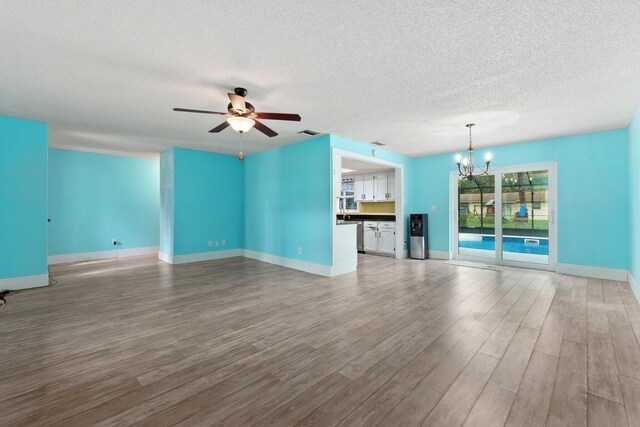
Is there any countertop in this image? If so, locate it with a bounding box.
[336,213,396,221]
[342,212,394,216]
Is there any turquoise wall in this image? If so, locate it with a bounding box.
[330,135,414,250]
[411,153,452,255]
[412,129,629,270]
[48,149,159,255]
[630,106,640,282]
[244,135,332,265]
[172,148,244,255]
[3,112,634,281]
[0,116,48,279]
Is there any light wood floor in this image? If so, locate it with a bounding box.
[2,255,640,426]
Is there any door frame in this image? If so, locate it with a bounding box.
[332,148,405,260]
[450,161,557,271]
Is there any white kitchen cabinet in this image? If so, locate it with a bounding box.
[346,170,395,202]
[363,221,378,252]
[386,171,395,201]
[378,227,396,256]
[376,171,395,201]
[376,173,387,201]
[363,221,395,256]
[363,174,376,201]
[354,175,365,201]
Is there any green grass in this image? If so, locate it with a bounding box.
[463,216,549,230]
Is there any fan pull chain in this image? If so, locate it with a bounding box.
[238,131,245,162]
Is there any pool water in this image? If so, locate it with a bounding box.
[459,235,549,255]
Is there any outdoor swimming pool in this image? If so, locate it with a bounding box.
[459,235,549,255]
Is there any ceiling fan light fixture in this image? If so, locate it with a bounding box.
[173,87,300,137]
[227,116,255,133]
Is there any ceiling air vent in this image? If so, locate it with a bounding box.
[298,129,321,136]
[371,141,386,146]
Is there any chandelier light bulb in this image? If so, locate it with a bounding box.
[455,154,462,164]
[462,158,469,167]
[485,152,492,162]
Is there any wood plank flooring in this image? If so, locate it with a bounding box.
[1,254,640,426]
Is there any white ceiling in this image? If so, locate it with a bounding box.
[342,158,393,174]
[2,1,640,159]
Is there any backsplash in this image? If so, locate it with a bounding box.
[359,201,395,214]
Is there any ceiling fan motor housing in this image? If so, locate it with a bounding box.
[234,87,248,97]
[227,101,254,113]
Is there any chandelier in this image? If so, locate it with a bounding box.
[455,123,492,181]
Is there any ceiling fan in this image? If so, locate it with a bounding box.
[173,87,301,137]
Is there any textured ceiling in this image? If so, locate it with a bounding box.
[2,1,640,159]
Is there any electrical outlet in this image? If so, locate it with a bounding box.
[215,241,219,246]
[112,239,117,246]
[297,247,303,255]
[221,240,226,246]
[208,240,213,247]
[431,205,437,212]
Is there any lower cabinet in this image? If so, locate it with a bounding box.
[363,221,396,256]
[378,228,396,256]
[363,221,379,253]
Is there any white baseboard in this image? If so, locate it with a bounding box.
[556,263,628,281]
[0,273,48,291]
[48,246,159,265]
[429,250,451,260]
[159,248,350,277]
[159,249,243,265]
[629,271,640,304]
[158,251,173,264]
[243,249,336,277]
[329,259,358,277]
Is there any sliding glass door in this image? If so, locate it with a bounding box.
[453,163,556,270]
[500,170,550,265]
[456,174,496,260]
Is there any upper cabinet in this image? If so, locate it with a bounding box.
[386,171,395,201]
[363,174,376,201]
[354,175,365,201]
[350,170,395,202]
[376,173,387,200]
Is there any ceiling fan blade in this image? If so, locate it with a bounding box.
[253,119,278,137]
[255,112,301,121]
[228,93,246,112]
[209,121,230,133]
[173,108,227,115]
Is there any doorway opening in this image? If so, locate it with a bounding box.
[331,149,405,273]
